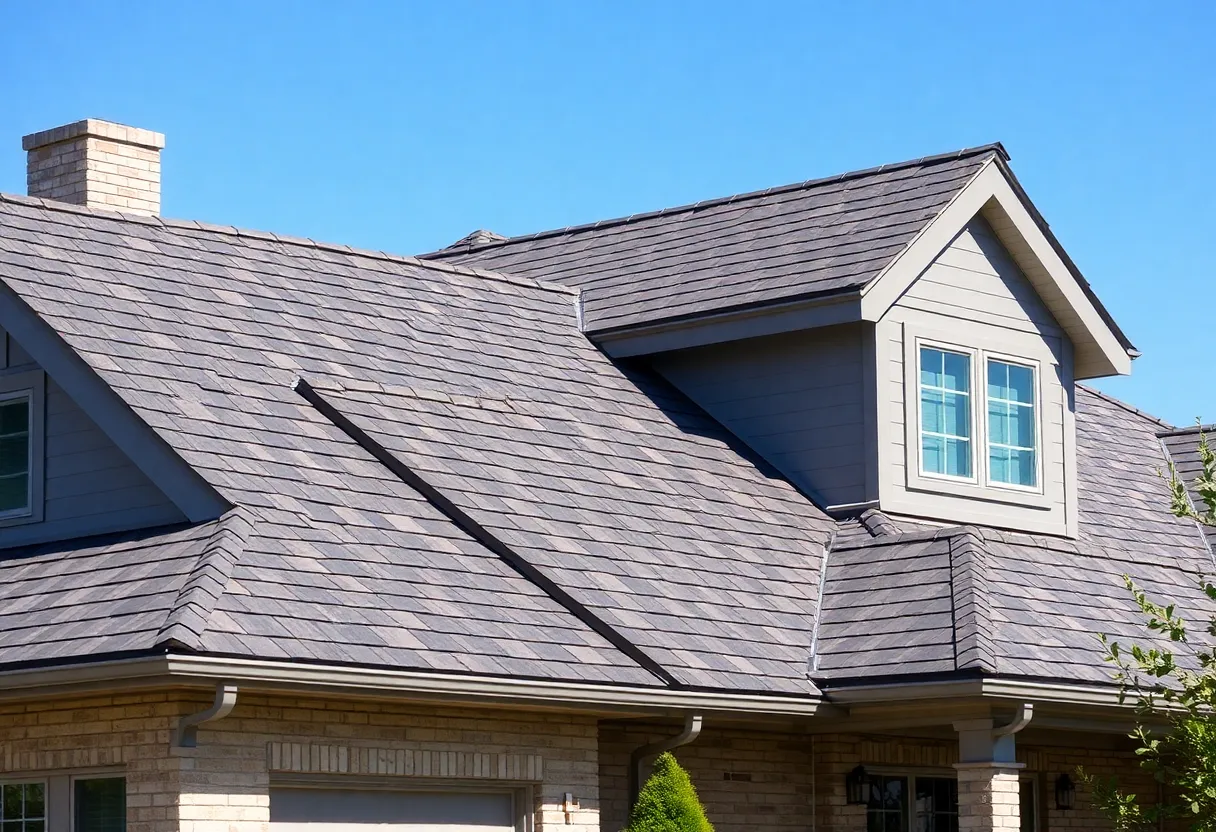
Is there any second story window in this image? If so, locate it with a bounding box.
[986,359,1037,488]
[919,347,972,479]
[0,392,31,517]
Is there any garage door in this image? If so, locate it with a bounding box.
[270,787,518,832]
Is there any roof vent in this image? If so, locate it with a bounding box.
[445,229,507,251]
[22,119,164,216]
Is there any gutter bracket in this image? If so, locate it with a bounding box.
[174,682,238,748]
[628,713,703,807]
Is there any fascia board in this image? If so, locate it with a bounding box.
[823,677,1125,709]
[0,282,230,522]
[859,163,1131,379]
[0,654,824,718]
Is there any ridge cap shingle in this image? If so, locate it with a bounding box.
[155,506,255,651]
[423,143,1008,258]
[948,531,998,674]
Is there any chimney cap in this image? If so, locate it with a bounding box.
[22,118,165,152]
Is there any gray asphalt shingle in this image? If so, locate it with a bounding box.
[431,147,1000,333]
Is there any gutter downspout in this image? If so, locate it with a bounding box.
[628,713,704,807]
[173,682,238,748]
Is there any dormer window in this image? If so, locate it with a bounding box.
[903,331,1051,515]
[986,359,1038,488]
[918,347,974,479]
[0,392,31,516]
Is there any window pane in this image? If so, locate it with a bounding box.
[0,400,28,436]
[943,393,970,438]
[990,447,1010,483]
[988,400,1008,445]
[945,439,971,478]
[0,474,29,513]
[920,348,943,388]
[922,435,945,475]
[921,389,944,434]
[1011,449,1037,487]
[24,823,43,832]
[2,784,21,817]
[987,360,1007,400]
[20,785,41,819]
[942,352,970,393]
[1010,404,1035,448]
[0,435,28,477]
[74,778,125,832]
[1007,364,1034,404]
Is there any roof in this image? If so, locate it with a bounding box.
[817,387,1216,685]
[0,192,834,694]
[429,146,1003,333]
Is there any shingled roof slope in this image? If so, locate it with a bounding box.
[0,193,834,693]
[816,387,1216,685]
[428,146,1002,333]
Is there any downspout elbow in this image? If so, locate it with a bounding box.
[174,682,238,748]
[628,713,704,807]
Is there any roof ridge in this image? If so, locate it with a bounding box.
[0,191,578,298]
[1078,383,1173,430]
[155,506,255,651]
[421,143,1008,259]
[1159,423,1216,438]
[948,531,998,674]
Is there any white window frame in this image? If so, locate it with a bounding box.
[983,353,1043,494]
[902,328,1052,509]
[0,368,44,527]
[914,340,979,485]
[0,769,125,832]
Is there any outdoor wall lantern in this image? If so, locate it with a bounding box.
[845,765,870,805]
[1055,773,1076,810]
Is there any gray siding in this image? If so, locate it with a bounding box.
[1,339,185,548]
[876,216,1076,536]
[652,323,870,508]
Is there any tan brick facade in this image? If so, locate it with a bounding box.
[0,692,1160,832]
[23,119,164,215]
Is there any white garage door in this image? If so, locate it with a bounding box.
[270,787,518,832]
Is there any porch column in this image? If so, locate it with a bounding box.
[955,763,1022,832]
[953,713,1027,832]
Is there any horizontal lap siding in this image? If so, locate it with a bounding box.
[652,324,869,508]
[881,215,1074,534]
[2,342,184,548]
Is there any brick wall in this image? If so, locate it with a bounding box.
[0,689,601,832]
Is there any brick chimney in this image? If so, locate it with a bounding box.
[22,119,165,215]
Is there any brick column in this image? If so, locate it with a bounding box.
[955,762,1022,832]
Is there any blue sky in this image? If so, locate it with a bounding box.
[1,1,1212,423]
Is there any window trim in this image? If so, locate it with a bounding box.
[902,328,1052,510]
[0,368,44,528]
[915,341,979,485]
[983,353,1044,494]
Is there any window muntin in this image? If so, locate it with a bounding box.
[866,774,909,832]
[919,347,973,479]
[0,393,30,517]
[1,781,45,832]
[986,360,1037,488]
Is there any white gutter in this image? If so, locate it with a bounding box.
[0,654,823,717]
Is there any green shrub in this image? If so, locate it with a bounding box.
[624,752,714,832]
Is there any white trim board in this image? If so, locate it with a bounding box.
[859,161,1132,380]
[0,282,229,522]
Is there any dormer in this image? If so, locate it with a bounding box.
[434,145,1135,538]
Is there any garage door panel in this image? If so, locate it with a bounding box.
[271,787,516,831]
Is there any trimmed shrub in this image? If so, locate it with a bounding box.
[624,751,714,832]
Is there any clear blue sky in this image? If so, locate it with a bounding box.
[1,2,1212,423]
